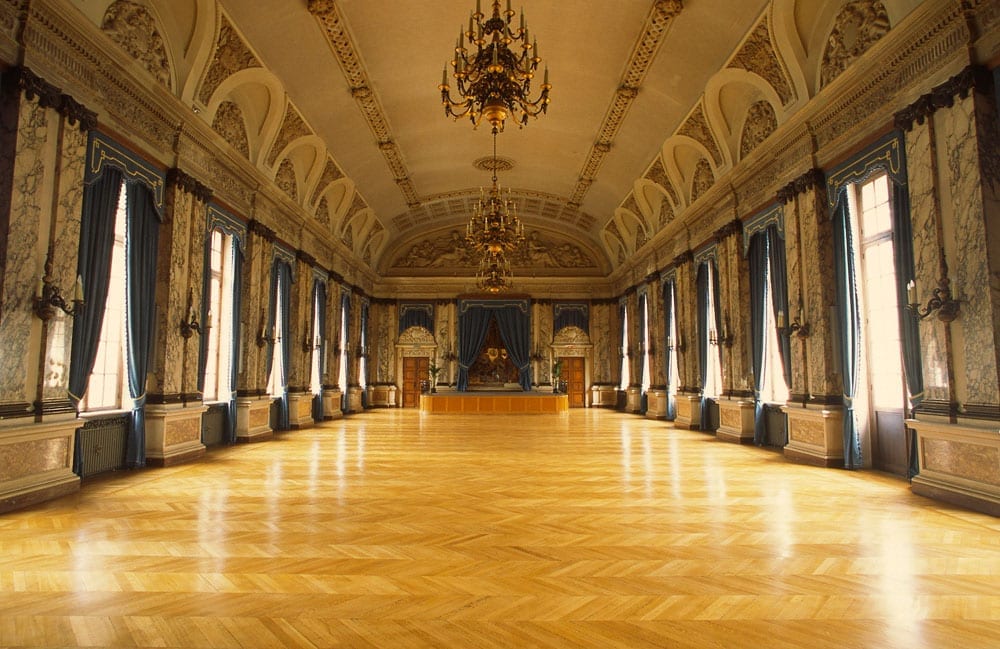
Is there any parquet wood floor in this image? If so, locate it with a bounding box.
[1,410,998,648]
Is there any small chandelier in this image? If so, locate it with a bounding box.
[439,0,551,132]
[466,132,526,257]
[476,250,513,294]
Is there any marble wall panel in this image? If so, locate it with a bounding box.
[286,258,310,390]
[677,262,698,391]
[905,122,951,402]
[40,121,87,402]
[324,282,341,386]
[152,186,194,396]
[0,99,47,404]
[626,292,640,386]
[533,302,553,385]
[373,302,393,383]
[591,302,612,383]
[165,417,200,447]
[0,436,70,481]
[922,437,1000,487]
[798,188,841,398]
[783,199,807,397]
[942,96,999,406]
[647,278,667,387]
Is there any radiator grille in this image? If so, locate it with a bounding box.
[77,415,129,478]
[202,403,228,447]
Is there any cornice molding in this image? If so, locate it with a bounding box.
[893,64,992,132]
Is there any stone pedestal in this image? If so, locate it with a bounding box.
[626,386,643,413]
[645,389,668,419]
[145,403,207,467]
[716,398,755,444]
[236,396,273,443]
[908,419,1000,517]
[367,384,397,407]
[674,393,702,429]
[322,388,343,419]
[590,385,617,408]
[0,418,82,513]
[783,405,844,467]
[346,386,364,413]
[286,392,315,429]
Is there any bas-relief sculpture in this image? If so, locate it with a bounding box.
[101,0,171,90]
[820,0,891,89]
[392,230,597,270]
[212,101,250,160]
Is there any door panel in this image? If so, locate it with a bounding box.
[402,357,429,408]
[561,357,586,408]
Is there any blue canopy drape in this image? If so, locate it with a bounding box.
[661,277,677,420]
[68,167,123,475]
[457,308,493,391]
[553,303,589,333]
[748,231,769,445]
[493,306,532,391]
[398,302,434,334]
[312,279,327,422]
[226,245,243,443]
[832,192,863,469]
[124,183,162,469]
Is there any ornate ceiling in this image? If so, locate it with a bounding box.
[80,0,920,285]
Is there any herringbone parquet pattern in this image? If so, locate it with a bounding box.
[1,409,998,648]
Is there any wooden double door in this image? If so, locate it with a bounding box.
[559,357,586,408]
[402,357,429,408]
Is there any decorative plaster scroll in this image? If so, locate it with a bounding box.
[315,196,331,227]
[645,158,680,207]
[211,101,250,159]
[820,0,891,90]
[739,100,777,161]
[776,168,825,205]
[310,159,344,206]
[308,1,419,208]
[341,193,367,234]
[568,0,684,207]
[198,16,261,105]
[101,0,171,91]
[659,197,675,227]
[728,17,794,106]
[553,325,591,346]
[397,325,435,346]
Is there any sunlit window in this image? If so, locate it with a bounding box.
[666,288,678,398]
[265,286,285,397]
[852,173,905,410]
[81,185,128,412]
[760,261,790,404]
[203,229,235,403]
[703,264,723,399]
[338,300,348,393]
[640,297,651,393]
[310,289,322,398]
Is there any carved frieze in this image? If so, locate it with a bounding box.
[274,159,297,203]
[101,0,171,90]
[266,104,311,168]
[739,100,778,161]
[820,0,891,90]
[315,196,331,227]
[198,16,261,105]
[728,18,794,105]
[679,103,723,166]
[310,159,344,206]
[691,158,714,202]
[645,157,680,206]
[212,101,250,159]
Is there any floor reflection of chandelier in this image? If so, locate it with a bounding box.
[439,0,551,133]
[476,250,513,294]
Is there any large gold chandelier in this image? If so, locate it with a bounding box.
[439,0,551,132]
[476,250,514,294]
[465,134,525,255]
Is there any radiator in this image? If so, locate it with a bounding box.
[77,414,129,478]
[202,403,228,447]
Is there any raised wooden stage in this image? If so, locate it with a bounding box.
[420,391,569,414]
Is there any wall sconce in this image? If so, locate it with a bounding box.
[666,335,685,353]
[709,318,734,347]
[302,335,321,353]
[443,350,458,362]
[179,288,203,339]
[256,313,276,347]
[777,309,810,338]
[906,262,961,322]
[33,265,84,321]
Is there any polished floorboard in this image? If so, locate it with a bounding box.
[1,409,998,648]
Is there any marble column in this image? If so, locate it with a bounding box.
[673,252,701,429]
[345,292,364,413]
[235,220,275,442]
[714,221,754,442]
[645,275,668,419]
[144,169,212,466]
[322,280,343,418]
[285,253,315,428]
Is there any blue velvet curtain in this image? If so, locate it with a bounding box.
[889,181,923,478]
[196,234,212,398]
[340,293,351,411]
[661,278,676,420]
[637,293,648,413]
[618,302,627,388]
[360,300,370,404]
[312,279,327,422]
[554,304,588,333]
[124,183,162,469]
[748,232,769,445]
[457,308,494,391]
[696,263,710,427]
[493,306,532,391]
[226,245,243,444]
[277,263,291,429]
[767,227,792,392]
[68,167,123,475]
[832,192,863,469]
[398,303,433,334]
